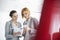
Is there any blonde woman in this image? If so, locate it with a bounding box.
[21,7,38,40]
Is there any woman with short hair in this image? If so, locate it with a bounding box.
[5,10,22,40]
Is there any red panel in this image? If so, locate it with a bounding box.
[35,0,60,40]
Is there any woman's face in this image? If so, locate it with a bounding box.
[23,11,30,19]
[11,13,18,21]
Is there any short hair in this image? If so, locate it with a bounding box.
[21,7,30,18]
[9,10,17,17]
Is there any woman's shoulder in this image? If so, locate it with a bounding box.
[30,17,38,24]
[6,20,11,24]
[31,17,38,21]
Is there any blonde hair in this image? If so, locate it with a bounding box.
[21,7,30,18]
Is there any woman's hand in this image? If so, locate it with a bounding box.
[13,32,21,37]
[23,26,31,32]
[23,27,27,33]
[27,27,31,31]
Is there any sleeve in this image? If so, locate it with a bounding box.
[33,18,38,29]
[29,18,38,36]
[5,22,13,38]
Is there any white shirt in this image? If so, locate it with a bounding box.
[12,23,23,36]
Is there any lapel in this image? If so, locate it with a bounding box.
[9,20,13,34]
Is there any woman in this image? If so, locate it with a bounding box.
[5,10,22,40]
[21,7,38,40]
